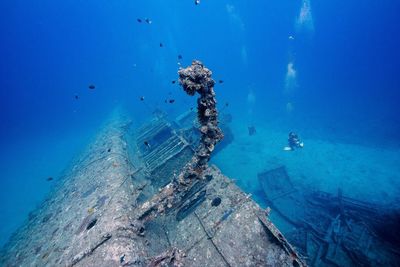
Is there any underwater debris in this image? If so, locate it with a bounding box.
[248,126,256,136]
[148,248,185,267]
[88,84,95,90]
[129,220,145,236]
[70,233,112,266]
[176,189,207,221]
[258,167,400,265]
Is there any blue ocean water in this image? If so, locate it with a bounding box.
[1,0,399,261]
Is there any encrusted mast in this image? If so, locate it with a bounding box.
[177,60,224,184]
[137,60,223,220]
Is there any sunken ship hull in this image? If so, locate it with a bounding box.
[0,112,305,267]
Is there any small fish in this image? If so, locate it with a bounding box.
[169,99,175,104]
[178,54,183,60]
[218,80,224,84]
[137,18,142,23]
[159,43,163,47]
[74,95,79,100]
[46,177,53,181]
[225,102,229,107]
[88,84,95,90]
[145,18,152,24]
[171,80,176,84]
[107,148,111,152]
[195,0,200,5]
[140,96,145,101]
[144,141,151,148]
[190,107,194,111]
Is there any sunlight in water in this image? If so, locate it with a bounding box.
[286,102,294,113]
[247,88,256,121]
[296,0,314,34]
[285,61,297,95]
[226,4,245,32]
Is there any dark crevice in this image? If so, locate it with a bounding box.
[86,218,97,230]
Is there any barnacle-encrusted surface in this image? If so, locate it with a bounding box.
[136,61,225,222]
[178,60,223,182]
[178,60,215,96]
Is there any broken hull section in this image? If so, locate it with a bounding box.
[258,166,400,266]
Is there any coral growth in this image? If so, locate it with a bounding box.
[137,60,223,222]
[177,60,224,183]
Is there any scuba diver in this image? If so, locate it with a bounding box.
[284,132,304,151]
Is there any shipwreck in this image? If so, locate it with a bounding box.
[0,61,305,267]
[258,166,400,266]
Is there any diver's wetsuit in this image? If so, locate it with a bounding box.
[288,132,303,150]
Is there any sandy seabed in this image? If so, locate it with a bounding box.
[212,121,400,206]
